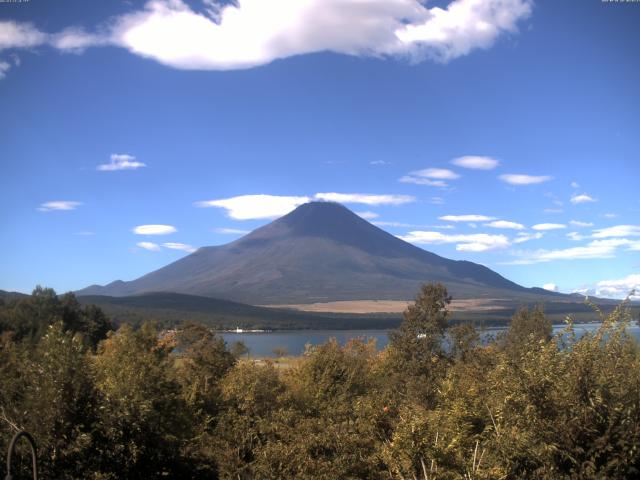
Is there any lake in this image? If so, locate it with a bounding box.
[221,323,640,357]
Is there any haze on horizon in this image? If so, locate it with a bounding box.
[1,0,639,299]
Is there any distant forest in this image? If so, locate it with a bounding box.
[1,284,639,479]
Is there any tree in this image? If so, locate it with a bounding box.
[385,283,452,403]
[92,323,193,478]
[500,304,552,357]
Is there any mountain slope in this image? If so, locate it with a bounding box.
[78,202,554,304]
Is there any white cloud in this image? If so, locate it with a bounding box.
[399,231,510,252]
[374,221,414,228]
[37,201,81,212]
[369,160,390,165]
[196,194,311,220]
[439,214,495,222]
[356,211,379,220]
[2,0,533,76]
[513,232,543,244]
[602,213,618,219]
[543,208,563,214]
[197,193,413,220]
[314,192,415,205]
[592,225,640,239]
[505,237,640,265]
[569,220,593,227]
[97,153,146,171]
[570,193,596,204]
[532,223,566,231]
[499,174,552,185]
[0,60,11,79]
[0,21,47,51]
[595,274,640,300]
[105,0,533,70]
[137,241,161,251]
[137,240,196,253]
[412,168,460,180]
[400,167,459,187]
[163,242,197,253]
[399,175,447,187]
[51,27,109,52]
[566,232,585,241]
[484,220,524,230]
[450,155,499,170]
[570,181,579,188]
[133,224,177,235]
[542,283,558,292]
[215,228,250,235]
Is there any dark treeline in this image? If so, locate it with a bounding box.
[1,284,639,479]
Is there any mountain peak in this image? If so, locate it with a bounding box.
[78,201,533,303]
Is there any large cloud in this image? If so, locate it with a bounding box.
[595,274,640,299]
[196,193,415,220]
[0,0,533,71]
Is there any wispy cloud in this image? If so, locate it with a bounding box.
[399,176,447,187]
[37,201,81,212]
[532,223,566,231]
[132,224,177,235]
[439,214,495,222]
[137,241,196,253]
[414,168,460,180]
[399,231,510,252]
[569,220,593,227]
[570,193,596,204]
[505,238,640,264]
[369,160,390,166]
[400,167,459,187]
[513,232,543,243]
[97,153,146,171]
[499,174,552,185]
[592,225,640,238]
[484,220,524,230]
[137,241,161,251]
[314,193,415,206]
[570,181,580,188]
[450,155,499,170]
[429,197,445,205]
[73,231,96,236]
[356,211,379,220]
[0,21,47,50]
[566,232,585,241]
[602,213,618,219]
[163,242,197,253]
[215,228,250,235]
[0,60,11,79]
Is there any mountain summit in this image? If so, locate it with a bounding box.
[78,202,541,304]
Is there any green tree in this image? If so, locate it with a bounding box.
[385,282,452,403]
[92,323,193,479]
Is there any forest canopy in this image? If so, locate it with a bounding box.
[1,284,639,479]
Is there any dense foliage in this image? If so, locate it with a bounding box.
[1,285,639,479]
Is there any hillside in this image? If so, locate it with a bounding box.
[76,292,402,330]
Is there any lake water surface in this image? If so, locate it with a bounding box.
[221,323,640,357]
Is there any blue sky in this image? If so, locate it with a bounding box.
[1,0,639,299]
